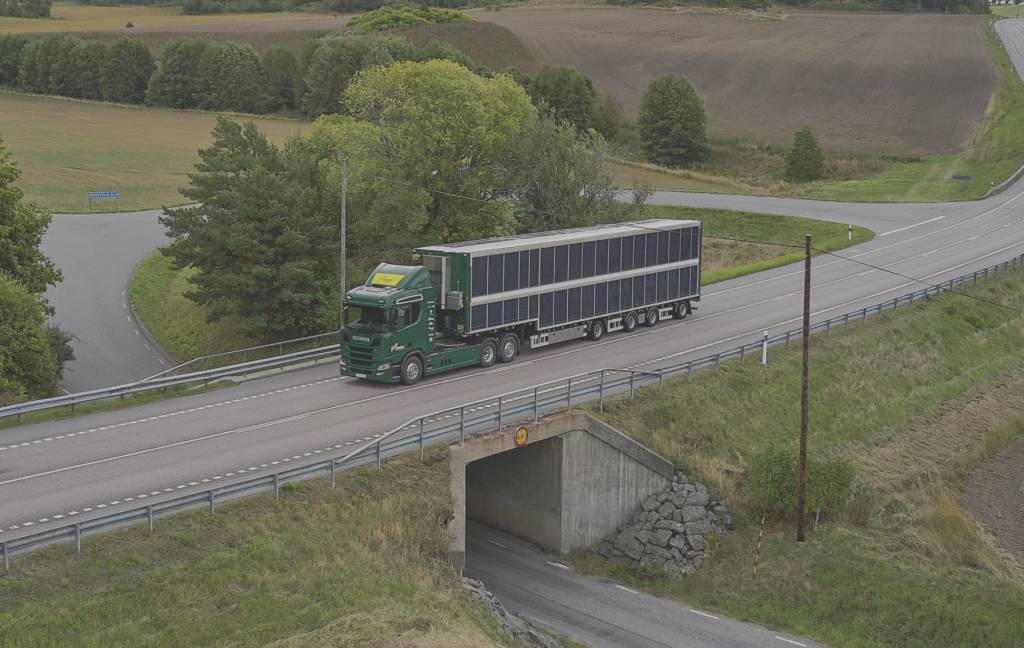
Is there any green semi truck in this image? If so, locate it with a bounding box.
[340,219,702,384]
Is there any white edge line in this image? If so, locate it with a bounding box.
[689,609,720,620]
[775,637,807,647]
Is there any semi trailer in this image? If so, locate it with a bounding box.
[340,218,702,384]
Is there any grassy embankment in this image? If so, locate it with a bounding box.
[129,206,871,361]
[567,266,1024,647]
[0,453,525,648]
[0,91,306,213]
[612,17,1024,202]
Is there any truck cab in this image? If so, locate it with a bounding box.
[340,263,437,383]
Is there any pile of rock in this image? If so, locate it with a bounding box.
[594,472,732,577]
[462,578,562,648]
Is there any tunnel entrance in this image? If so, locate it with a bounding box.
[449,412,674,570]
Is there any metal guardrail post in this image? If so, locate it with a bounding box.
[209,490,216,514]
[567,378,573,411]
[498,396,504,430]
[419,418,425,463]
[826,319,831,335]
[74,524,81,553]
[533,388,539,422]
[330,459,336,488]
[715,354,721,371]
[274,474,280,500]
[687,363,693,381]
[148,505,154,532]
[740,344,745,360]
[459,406,465,443]
[785,331,791,349]
[376,441,381,469]
[844,313,850,329]
[598,370,605,411]
[658,369,664,389]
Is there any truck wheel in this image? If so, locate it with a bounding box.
[645,307,659,327]
[622,312,638,332]
[400,355,423,386]
[498,333,518,363]
[674,301,689,320]
[480,340,497,368]
[588,319,605,340]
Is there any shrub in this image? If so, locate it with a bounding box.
[784,125,825,182]
[100,37,155,104]
[748,445,855,517]
[637,74,709,168]
[0,35,28,87]
[346,5,470,34]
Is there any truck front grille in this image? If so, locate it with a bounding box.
[347,345,374,370]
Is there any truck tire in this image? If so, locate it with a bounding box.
[588,319,605,340]
[622,311,638,332]
[644,307,659,327]
[673,301,689,320]
[400,354,423,386]
[498,333,518,363]
[480,340,497,368]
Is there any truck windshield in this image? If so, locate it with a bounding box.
[343,304,389,333]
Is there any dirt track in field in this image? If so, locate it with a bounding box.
[965,435,1024,567]
[476,7,996,155]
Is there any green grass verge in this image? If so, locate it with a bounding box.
[569,264,1024,647]
[0,91,306,213]
[0,453,521,648]
[615,17,1024,203]
[129,252,257,363]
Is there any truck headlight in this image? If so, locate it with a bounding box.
[377,363,391,371]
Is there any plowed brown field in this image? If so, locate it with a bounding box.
[476,8,996,155]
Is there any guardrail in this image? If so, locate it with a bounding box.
[984,160,1024,197]
[0,341,340,422]
[2,253,1023,570]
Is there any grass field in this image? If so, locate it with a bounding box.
[0,452,523,648]
[992,4,1024,17]
[129,206,870,361]
[0,91,307,213]
[0,2,345,34]
[568,265,1024,647]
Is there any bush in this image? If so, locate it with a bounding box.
[784,125,825,182]
[100,37,155,104]
[637,74,709,168]
[526,65,596,132]
[346,5,470,34]
[146,37,211,108]
[0,277,59,404]
[748,445,855,517]
[0,35,28,87]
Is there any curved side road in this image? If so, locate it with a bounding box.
[41,210,169,394]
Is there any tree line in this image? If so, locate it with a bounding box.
[0,138,73,405]
[159,60,648,340]
[0,0,49,18]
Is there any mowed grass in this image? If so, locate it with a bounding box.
[0,453,519,648]
[0,91,307,212]
[129,206,870,361]
[570,265,1024,647]
[0,2,339,34]
[613,18,1024,203]
[129,252,258,363]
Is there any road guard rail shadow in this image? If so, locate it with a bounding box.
[3,253,1023,570]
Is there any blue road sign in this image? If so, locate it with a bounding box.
[87,191,119,198]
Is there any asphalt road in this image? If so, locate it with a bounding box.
[41,210,169,394]
[466,521,825,648]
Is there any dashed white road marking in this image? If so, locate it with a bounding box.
[615,585,639,595]
[486,539,508,550]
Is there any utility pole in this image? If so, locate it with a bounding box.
[797,233,811,542]
[339,154,348,330]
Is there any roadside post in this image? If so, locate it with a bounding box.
[86,191,119,212]
[848,224,852,241]
[761,329,768,365]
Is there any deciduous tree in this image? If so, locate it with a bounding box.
[100,37,155,104]
[261,46,299,112]
[146,37,210,108]
[784,125,826,183]
[0,34,28,86]
[526,65,596,132]
[638,74,709,168]
[196,41,267,113]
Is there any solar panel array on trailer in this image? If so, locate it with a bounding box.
[415,219,702,334]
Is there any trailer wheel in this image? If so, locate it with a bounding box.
[400,354,423,386]
[480,340,497,368]
[644,307,659,327]
[622,311,638,332]
[588,319,605,340]
[673,301,689,320]
[498,333,518,363]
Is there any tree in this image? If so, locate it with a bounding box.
[74,41,107,100]
[160,118,338,338]
[637,74,709,168]
[146,37,210,108]
[0,136,61,296]
[261,46,299,113]
[196,41,267,113]
[100,37,155,104]
[784,125,825,183]
[0,35,28,87]
[0,276,59,404]
[344,59,536,241]
[301,39,384,117]
[527,65,596,132]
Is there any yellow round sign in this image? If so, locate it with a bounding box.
[514,426,529,447]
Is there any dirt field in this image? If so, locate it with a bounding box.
[475,7,996,155]
[965,433,1024,568]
